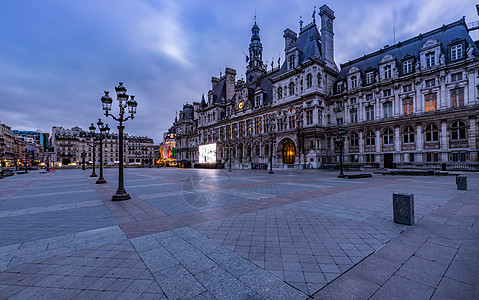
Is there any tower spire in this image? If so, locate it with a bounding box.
[246,17,265,83]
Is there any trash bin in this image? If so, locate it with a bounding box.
[456,175,467,190]
[393,193,414,225]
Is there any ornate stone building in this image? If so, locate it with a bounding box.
[174,5,479,170]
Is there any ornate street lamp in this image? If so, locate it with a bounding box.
[89,123,98,177]
[95,119,109,184]
[101,82,138,201]
[332,126,347,178]
[81,151,87,170]
[268,114,276,174]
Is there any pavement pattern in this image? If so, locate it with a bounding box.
[0,168,477,299]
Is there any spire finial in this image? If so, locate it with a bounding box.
[299,16,303,30]
[254,10,257,24]
[312,6,316,24]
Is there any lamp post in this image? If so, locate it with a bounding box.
[23,148,28,173]
[94,119,109,184]
[332,126,347,178]
[296,109,304,169]
[81,151,87,170]
[268,114,276,174]
[101,82,138,201]
[89,123,98,177]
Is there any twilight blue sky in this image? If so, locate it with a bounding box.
[0,0,476,143]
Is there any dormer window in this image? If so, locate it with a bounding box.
[289,55,295,69]
[403,59,413,74]
[351,76,358,88]
[384,65,392,79]
[451,44,462,61]
[336,81,344,93]
[366,71,374,85]
[426,52,435,67]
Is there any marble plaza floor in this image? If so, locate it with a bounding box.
[0,167,477,299]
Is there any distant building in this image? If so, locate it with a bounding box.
[159,127,176,166]
[171,5,479,171]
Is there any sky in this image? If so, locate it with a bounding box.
[0,0,477,144]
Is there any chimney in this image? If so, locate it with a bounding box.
[225,68,237,102]
[319,5,335,66]
[211,77,220,91]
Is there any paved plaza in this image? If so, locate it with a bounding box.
[0,168,477,299]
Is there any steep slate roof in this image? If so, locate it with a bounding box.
[337,19,478,78]
[212,77,226,104]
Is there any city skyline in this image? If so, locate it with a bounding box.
[0,0,476,143]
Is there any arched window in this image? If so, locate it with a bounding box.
[282,141,296,164]
[365,131,375,146]
[350,132,359,147]
[383,128,394,145]
[403,126,415,143]
[306,74,313,88]
[425,124,439,142]
[277,87,282,100]
[451,121,466,140]
[289,82,295,96]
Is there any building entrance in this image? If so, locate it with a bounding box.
[282,142,296,164]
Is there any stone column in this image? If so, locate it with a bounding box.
[395,126,401,162]
[375,128,381,164]
[440,73,447,109]
[416,123,423,162]
[359,130,364,163]
[469,116,477,161]
[440,120,449,162]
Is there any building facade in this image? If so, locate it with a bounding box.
[174,5,479,170]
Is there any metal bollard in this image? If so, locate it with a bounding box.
[456,175,467,190]
[393,193,414,225]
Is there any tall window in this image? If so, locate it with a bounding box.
[351,76,358,88]
[365,131,375,146]
[384,65,392,79]
[350,108,358,123]
[403,126,415,143]
[366,71,374,84]
[277,87,283,99]
[383,128,394,145]
[306,74,312,88]
[350,132,359,147]
[263,115,269,132]
[289,55,295,69]
[451,44,462,60]
[403,60,412,74]
[366,106,374,121]
[425,124,439,142]
[383,102,392,118]
[426,52,435,67]
[306,110,313,125]
[288,115,296,129]
[289,82,295,96]
[254,117,261,135]
[403,98,413,115]
[425,93,437,112]
[450,88,464,107]
[451,121,466,140]
[277,118,284,131]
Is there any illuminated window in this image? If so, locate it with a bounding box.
[425,93,437,112]
[288,115,296,129]
[403,98,413,115]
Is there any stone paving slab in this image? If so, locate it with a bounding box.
[0,168,477,299]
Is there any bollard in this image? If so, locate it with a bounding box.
[393,193,414,225]
[456,175,467,190]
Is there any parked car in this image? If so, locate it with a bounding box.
[0,169,15,177]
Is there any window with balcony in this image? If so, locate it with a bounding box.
[425,93,437,112]
[403,98,413,115]
[425,124,439,142]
